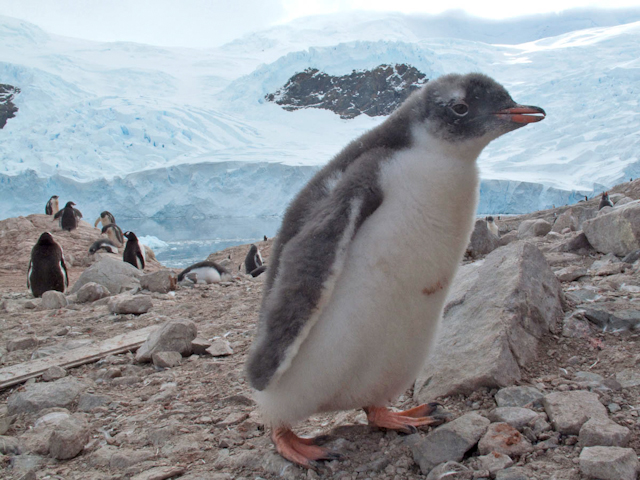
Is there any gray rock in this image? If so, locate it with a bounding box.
[48,415,90,460]
[130,466,186,480]
[578,417,631,447]
[583,202,640,256]
[0,435,22,455]
[6,336,39,352]
[583,306,640,331]
[554,265,588,282]
[425,461,473,480]
[622,249,640,264]
[499,230,518,246]
[543,391,608,435]
[466,219,501,259]
[108,293,153,315]
[487,407,538,430]
[41,365,66,382]
[416,242,563,401]
[616,369,640,388]
[0,414,16,435]
[9,454,44,476]
[574,371,606,389]
[565,288,599,304]
[7,377,89,415]
[474,452,514,475]
[518,219,552,238]
[556,231,594,253]
[109,449,155,470]
[70,256,142,294]
[614,196,635,206]
[495,467,529,480]
[191,337,212,355]
[41,290,68,309]
[551,210,578,233]
[579,446,639,480]
[140,270,177,294]
[406,412,490,474]
[477,422,533,456]
[75,282,111,303]
[135,319,197,363]
[562,313,592,338]
[206,339,234,357]
[152,351,182,368]
[77,393,112,412]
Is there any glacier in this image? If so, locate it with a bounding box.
[0,9,639,265]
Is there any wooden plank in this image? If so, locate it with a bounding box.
[0,325,158,390]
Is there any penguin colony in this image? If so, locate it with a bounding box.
[245,73,545,467]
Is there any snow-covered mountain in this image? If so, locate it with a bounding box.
[0,9,639,223]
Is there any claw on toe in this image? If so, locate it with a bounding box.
[364,404,445,434]
[272,427,340,469]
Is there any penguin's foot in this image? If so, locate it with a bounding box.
[364,403,443,434]
[272,427,341,469]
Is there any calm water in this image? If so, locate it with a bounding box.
[115,216,282,269]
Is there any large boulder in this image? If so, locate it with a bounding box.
[582,201,640,256]
[70,257,142,294]
[7,377,89,415]
[517,219,552,239]
[415,242,564,402]
[466,219,501,259]
[551,209,578,233]
[135,319,197,363]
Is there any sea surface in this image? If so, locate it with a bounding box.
[115,216,282,269]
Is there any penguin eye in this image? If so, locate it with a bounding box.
[451,103,469,116]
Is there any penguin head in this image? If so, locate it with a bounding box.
[36,232,56,246]
[50,195,59,200]
[411,73,545,147]
[64,201,76,208]
[486,216,494,222]
[248,244,258,255]
[123,231,138,241]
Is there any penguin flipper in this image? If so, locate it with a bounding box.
[27,260,32,289]
[136,250,145,270]
[60,256,68,289]
[246,163,383,391]
[53,210,63,220]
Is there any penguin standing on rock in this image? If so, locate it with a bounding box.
[244,244,265,276]
[94,211,116,228]
[599,191,614,210]
[123,231,145,270]
[486,216,499,237]
[53,201,81,231]
[27,232,68,297]
[45,195,59,216]
[102,224,124,247]
[245,73,546,467]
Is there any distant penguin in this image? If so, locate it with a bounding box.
[244,244,264,275]
[123,231,145,269]
[94,211,116,228]
[45,195,59,216]
[264,235,268,241]
[89,238,119,254]
[53,201,79,231]
[177,261,232,284]
[486,216,499,237]
[102,224,124,247]
[599,191,614,210]
[27,232,68,298]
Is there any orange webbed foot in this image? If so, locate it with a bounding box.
[364,403,444,434]
[272,427,341,469]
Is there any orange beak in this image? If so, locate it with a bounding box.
[494,105,546,124]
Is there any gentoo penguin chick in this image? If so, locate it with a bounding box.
[245,73,546,467]
[123,231,145,269]
[244,244,264,274]
[45,195,59,216]
[89,238,119,254]
[94,211,116,228]
[28,232,68,298]
[486,216,499,237]
[101,224,124,247]
[598,191,614,210]
[53,201,79,232]
[177,261,232,284]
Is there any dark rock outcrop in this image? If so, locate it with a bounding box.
[0,84,20,129]
[265,64,427,119]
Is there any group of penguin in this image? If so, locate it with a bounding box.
[28,196,146,298]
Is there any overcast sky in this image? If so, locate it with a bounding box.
[1,0,639,48]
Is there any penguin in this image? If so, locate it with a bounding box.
[53,201,80,232]
[250,265,267,277]
[244,244,264,274]
[88,238,119,254]
[45,195,59,216]
[264,235,268,241]
[244,73,545,467]
[27,232,68,298]
[598,191,614,210]
[486,216,499,237]
[177,261,232,284]
[94,211,116,228]
[123,231,145,270]
[101,224,124,247]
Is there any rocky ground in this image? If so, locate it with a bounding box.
[1,182,640,480]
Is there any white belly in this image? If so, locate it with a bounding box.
[190,267,221,284]
[255,144,479,427]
